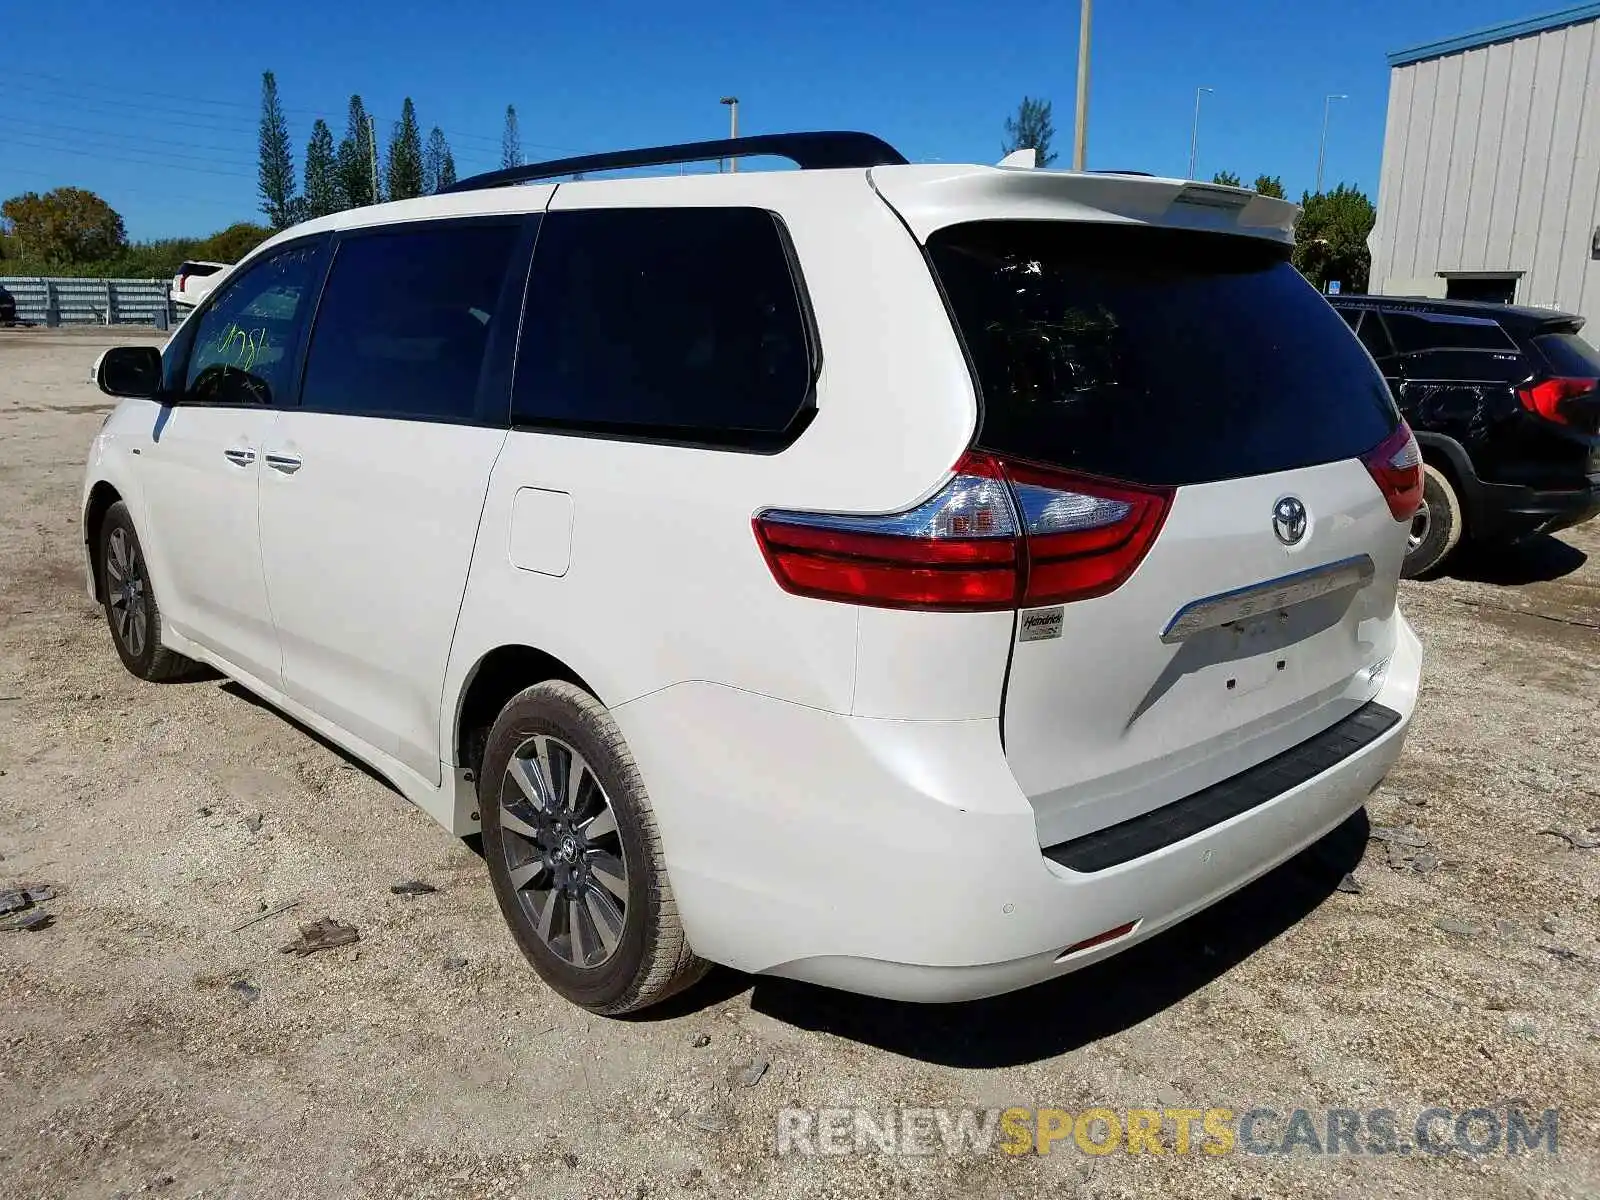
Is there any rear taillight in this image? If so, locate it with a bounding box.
[1518,376,1597,426]
[1004,460,1171,604]
[177,270,189,293]
[1361,423,1423,522]
[753,453,1171,612]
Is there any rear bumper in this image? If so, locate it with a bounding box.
[614,613,1422,1003]
[1470,477,1600,542]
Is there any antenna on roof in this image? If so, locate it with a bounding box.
[998,148,1037,169]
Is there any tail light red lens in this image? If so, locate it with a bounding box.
[753,453,1172,612]
[1361,423,1423,522]
[1518,376,1598,427]
[1004,461,1172,604]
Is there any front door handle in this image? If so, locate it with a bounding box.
[264,453,302,475]
[223,447,256,467]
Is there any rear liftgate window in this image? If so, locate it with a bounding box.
[1534,331,1600,377]
[927,222,1399,487]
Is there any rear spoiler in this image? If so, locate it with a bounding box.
[868,164,1298,246]
[1533,312,1585,335]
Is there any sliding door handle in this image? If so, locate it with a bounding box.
[264,453,302,475]
[223,447,256,467]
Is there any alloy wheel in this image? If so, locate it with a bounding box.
[1407,497,1432,552]
[105,527,149,658]
[498,734,628,969]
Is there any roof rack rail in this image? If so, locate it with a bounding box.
[441,131,908,194]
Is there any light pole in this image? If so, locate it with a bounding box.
[721,96,739,173]
[1316,93,1348,195]
[1188,86,1213,180]
[367,114,380,203]
[1072,0,1092,170]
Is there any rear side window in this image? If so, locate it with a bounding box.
[512,207,813,450]
[299,222,521,423]
[1534,331,1600,377]
[1384,311,1518,354]
[928,222,1397,487]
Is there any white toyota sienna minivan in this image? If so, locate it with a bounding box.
[82,132,1423,1014]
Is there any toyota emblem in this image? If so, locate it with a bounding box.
[1272,496,1308,546]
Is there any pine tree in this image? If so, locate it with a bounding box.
[1253,174,1286,199]
[501,105,522,169]
[1212,170,1242,187]
[336,95,376,208]
[1001,97,1057,167]
[423,126,454,195]
[257,71,299,228]
[386,98,425,201]
[303,119,340,218]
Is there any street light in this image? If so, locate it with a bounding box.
[1188,86,1213,180]
[1316,93,1348,195]
[721,96,739,173]
[1072,0,1092,170]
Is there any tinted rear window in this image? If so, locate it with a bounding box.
[928,222,1397,487]
[512,207,814,450]
[1534,332,1600,377]
[1384,310,1518,354]
[180,263,224,278]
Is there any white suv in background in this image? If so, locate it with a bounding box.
[169,259,230,311]
[83,132,1424,1014]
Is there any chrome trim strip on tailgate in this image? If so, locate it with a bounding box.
[1160,554,1376,644]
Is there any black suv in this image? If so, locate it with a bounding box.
[1330,295,1600,577]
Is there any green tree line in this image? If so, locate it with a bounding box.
[0,185,272,278]
[257,72,471,228]
[1,74,515,277]
[1207,170,1374,289]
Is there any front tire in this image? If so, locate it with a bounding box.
[1401,464,1463,579]
[98,502,200,682]
[480,681,707,1014]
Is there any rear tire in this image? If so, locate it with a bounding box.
[98,502,201,682]
[1401,464,1463,580]
[480,681,708,1014]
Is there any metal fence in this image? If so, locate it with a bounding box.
[0,277,174,328]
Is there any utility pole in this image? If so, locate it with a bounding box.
[1316,93,1348,195]
[367,114,381,204]
[1188,86,1213,180]
[721,96,739,173]
[1072,0,1092,170]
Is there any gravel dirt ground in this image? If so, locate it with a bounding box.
[2,328,1597,1200]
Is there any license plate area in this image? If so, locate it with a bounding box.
[1224,616,1292,696]
[1161,555,1375,644]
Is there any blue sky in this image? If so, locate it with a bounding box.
[0,0,1555,240]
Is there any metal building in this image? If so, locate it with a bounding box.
[1369,3,1600,321]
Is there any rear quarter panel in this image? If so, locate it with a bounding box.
[438,171,983,759]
